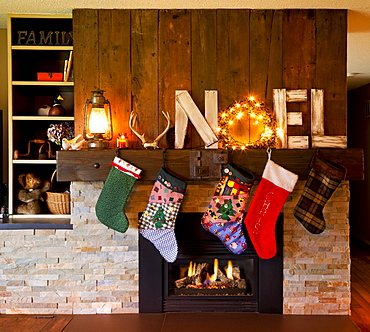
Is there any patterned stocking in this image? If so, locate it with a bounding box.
[201,164,254,254]
[139,168,186,263]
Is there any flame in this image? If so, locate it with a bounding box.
[226,260,233,279]
[188,262,192,277]
[209,258,219,282]
[188,261,196,277]
[89,107,109,134]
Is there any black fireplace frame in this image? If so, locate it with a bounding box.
[139,213,283,314]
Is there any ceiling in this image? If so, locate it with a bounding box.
[0,0,369,91]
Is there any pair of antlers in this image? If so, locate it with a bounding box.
[129,110,171,149]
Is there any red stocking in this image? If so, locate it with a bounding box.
[244,150,298,259]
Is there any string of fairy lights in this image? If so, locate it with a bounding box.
[217,96,277,150]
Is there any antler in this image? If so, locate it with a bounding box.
[129,110,171,149]
[152,111,171,147]
[129,111,147,146]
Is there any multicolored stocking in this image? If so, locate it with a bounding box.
[95,157,142,233]
[139,168,186,263]
[244,151,298,259]
[294,153,346,234]
[201,164,254,254]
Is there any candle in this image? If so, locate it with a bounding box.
[117,133,129,148]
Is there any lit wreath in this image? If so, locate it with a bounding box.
[217,97,277,150]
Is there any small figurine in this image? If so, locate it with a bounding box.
[62,134,85,150]
[37,105,51,116]
[15,173,50,215]
[48,93,66,116]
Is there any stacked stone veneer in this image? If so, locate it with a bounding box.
[0,180,350,315]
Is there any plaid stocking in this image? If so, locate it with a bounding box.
[201,164,254,254]
[294,153,346,234]
[139,168,186,263]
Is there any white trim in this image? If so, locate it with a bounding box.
[112,157,142,178]
[263,160,298,192]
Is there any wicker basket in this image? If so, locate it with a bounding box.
[45,170,70,215]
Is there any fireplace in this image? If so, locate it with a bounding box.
[139,212,283,313]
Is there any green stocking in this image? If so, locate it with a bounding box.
[95,157,141,233]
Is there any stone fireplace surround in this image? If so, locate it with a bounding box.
[0,179,350,315]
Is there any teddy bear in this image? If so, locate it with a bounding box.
[15,173,50,215]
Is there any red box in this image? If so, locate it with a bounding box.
[37,72,63,82]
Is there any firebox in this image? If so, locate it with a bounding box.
[139,213,283,313]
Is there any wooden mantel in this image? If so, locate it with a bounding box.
[57,148,364,182]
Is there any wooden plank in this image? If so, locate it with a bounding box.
[0,316,17,330]
[216,10,250,110]
[311,88,324,135]
[286,89,307,102]
[287,112,303,126]
[131,10,159,148]
[288,136,309,149]
[99,10,131,148]
[316,10,347,136]
[72,9,99,137]
[312,135,347,149]
[232,148,363,181]
[175,91,189,149]
[205,90,219,149]
[265,10,283,109]
[0,316,51,332]
[175,90,218,149]
[282,10,316,137]
[273,88,287,148]
[175,90,218,147]
[40,316,73,332]
[191,10,217,148]
[250,10,270,99]
[57,148,364,181]
[57,149,190,181]
[159,10,191,147]
[250,10,282,104]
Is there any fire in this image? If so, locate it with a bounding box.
[176,259,247,291]
[209,258,218,282]
[186,259,236,288]
[226,260,233,279]
[188,261,196,277]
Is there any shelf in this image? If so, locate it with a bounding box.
[0,216,72,230]
[12,45,73,51]
[13,116,74,121]
[13,159,57,164]
[56,148,365,182]
[12,81,74,86]
[10,214,71,219]
[7,14,74,219]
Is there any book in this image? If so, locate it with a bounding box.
[63,51,73,82]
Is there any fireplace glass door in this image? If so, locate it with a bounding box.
[163,213,258,312]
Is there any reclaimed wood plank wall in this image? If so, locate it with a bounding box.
[72,9,347,149]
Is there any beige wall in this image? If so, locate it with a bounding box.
[0,29,7,184]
